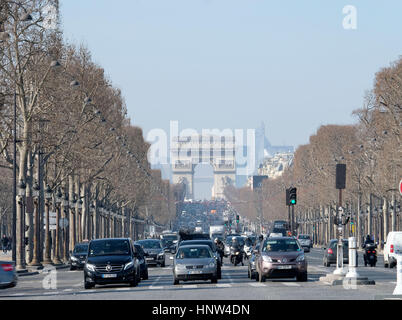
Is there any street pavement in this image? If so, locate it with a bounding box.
[0,248,399,300]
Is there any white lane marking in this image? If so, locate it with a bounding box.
[79,290,96,293]
[216,283,232,288]
[182,285,197,289]
[281,282,300,287]
[150,276,161,286]
[63,289,73,292]
[249,283,266,287]
[149,286,164,290]
[115,288,131,291]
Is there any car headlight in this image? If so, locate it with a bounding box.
[262,255,273,262]
[124,261,134,270]
[85,263,96,272]
[158,252,164,256]
[296,255,305,262]
[175,264,186,270]
[71,256,79,261]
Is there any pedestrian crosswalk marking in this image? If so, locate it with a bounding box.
[216,283,232,288]
[249,283,266,287]
[149,286,164,290]
[281,282,300,287]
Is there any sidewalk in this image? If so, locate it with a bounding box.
[0,251,70,276]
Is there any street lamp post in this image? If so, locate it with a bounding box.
[62,193,69,262]
[43,185,53,264]
[53,189,62,265]
[30,181,42,267]
[15,180,26,271]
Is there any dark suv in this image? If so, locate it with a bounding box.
[84,238,140,289]
[69,242,89,270]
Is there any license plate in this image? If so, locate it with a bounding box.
[102,274,117,278]
[277,265,292,270]
[188,270,202,274]
[146,258,154,261]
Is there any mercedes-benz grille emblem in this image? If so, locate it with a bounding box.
[282,258,287,263]
[106,264,112,272]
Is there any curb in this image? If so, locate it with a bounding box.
[16,264,70,277]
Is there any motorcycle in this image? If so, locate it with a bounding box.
[363,244,377,267]
[230,246,244,266]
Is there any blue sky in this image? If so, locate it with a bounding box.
[60,0,402,149]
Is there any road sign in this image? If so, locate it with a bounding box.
[399,179,402,196]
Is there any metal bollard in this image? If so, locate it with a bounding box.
[393,254,402,295]
[346,237,359,279]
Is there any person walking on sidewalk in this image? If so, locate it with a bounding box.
[1,235,10,254]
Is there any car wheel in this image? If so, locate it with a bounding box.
[173,278,179,285]
[70,265,76,271]
[142,269,149,280]
[84,281,94,289]
[160,261,166,268]
[384,262,389,268]
[211,277,218,284]
[129,275,138,287]
[297,272,308,282]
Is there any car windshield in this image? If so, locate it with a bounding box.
[161,235,178,241]
[138,240,162,249]
[262,239,302,252]
[177,247,213,259]
[272,228,287,235]
[89,240,130,257]
[74,244,88,254]
[298,235,310,240]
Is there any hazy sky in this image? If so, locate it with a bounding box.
[60,0,402,148]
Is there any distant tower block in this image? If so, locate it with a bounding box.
[171,134,236,200]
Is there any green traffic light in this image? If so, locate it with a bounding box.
[291,199,296,204]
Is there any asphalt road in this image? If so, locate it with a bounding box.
[0,248,399,300]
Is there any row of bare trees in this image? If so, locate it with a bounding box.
[0,1,180,269]
[226,56,402,248]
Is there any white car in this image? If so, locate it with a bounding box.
[269,233,283,238]
[297,234,312,252]
[384,232,402,268]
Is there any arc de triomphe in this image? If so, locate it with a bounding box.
[171,134,236,200]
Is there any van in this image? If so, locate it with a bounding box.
[384,232,402,268]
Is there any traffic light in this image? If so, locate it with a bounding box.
[236,215,239,223]
[289,187,297,205]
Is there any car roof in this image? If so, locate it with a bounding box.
[178,244,212,249]
[264,237,296,240]
[90,238,131,242]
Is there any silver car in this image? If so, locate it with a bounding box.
[0,261,18,288]
[297,234,312,252]
[172,245,218,285]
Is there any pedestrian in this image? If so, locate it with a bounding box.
[1,235,9,254]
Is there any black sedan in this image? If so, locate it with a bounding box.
[133,242,149,280]
[69,242,89,270]
[137,239,166,267]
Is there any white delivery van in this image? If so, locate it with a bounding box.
[384,231,402,268]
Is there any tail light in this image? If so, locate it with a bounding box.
[367,251,371,254]
[1,264,13,272]
[390,244,394,253]
[372,250,376,254]
[328,248,333,255]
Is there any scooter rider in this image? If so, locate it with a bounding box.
[230,237,244,266]
[362,235,374,248]
[214,238,224,261]
[362,235,377,266]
